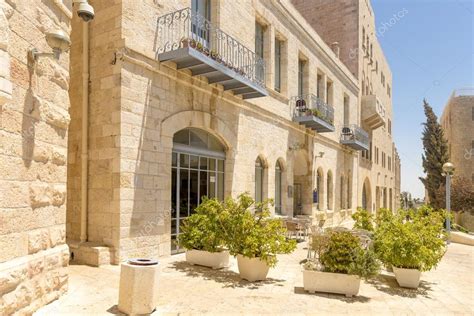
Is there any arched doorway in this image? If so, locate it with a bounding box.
[171,128,226,253]
[275,159,284,214]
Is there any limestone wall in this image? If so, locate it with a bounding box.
[0,0,71,313]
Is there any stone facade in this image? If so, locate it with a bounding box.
[1,0,402,313]
[0,0,72,314]
[64,0,400,264]
[440,90,474,185]
[292,0,401,213]
[440,90,474,229]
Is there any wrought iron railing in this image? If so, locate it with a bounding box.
[290,94,335,126]
[156,8,265,88]
[340,124,369,146]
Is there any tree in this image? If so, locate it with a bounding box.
[436,177,474,214]
[419,99,449,209]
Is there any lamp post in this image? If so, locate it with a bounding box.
[442,162,454,244]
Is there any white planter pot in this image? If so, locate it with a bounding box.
[185,249,230,269]
[236,255,270,281]
[303,270,360,297]
[393,267,422,288]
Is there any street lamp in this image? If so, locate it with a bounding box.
[442,162,455,244]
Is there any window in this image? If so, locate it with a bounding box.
[347,172,352,208]
[326,80,333,105]
[191,0,211,43]
[275,161,283,214]
[388,119,392,135]
[387,84,391,97]
[369,141,373,161]
[375,61,378,74]
[370,44,373,60]
[298,59,305,96]
[381,72,385,87]
[255,157,264,203]
[327,171,333,210]
[317,73,323,99]
[255,22,264,59]
[343,95,350,125]
[472,107,474,121]
[362,28,366,50]
[388,156,392,171]
[274,38,282,92]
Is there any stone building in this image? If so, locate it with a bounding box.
[440,89,474,229]
[0,0,401,313]
[440,89,474,184]
[292,0,401,212]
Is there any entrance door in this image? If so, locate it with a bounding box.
[171,128,225,254]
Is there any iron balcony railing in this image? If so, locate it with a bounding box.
[156,7,265,88]
[290,94,335,126]
[340,124,369,146]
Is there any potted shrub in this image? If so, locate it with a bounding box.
[303,230,380,297]
[374,207,447,288]
[178,197,230,269]
[222,193,297,281]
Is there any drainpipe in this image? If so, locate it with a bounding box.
[80,21,89,243]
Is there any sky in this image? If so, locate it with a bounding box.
[371,0,474,199]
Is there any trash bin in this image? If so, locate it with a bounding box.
[118,258,159,315]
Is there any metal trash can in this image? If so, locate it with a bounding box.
[118,258,159,315]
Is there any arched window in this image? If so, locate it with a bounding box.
[327,171,333,210]
[255,157,264,203]
[275,160,283,214]
[340,175,345,209]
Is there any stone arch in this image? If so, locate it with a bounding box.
[161,110,235,152]
[316,167,324,211]
[274,158,286,214]
[255,155,268,202]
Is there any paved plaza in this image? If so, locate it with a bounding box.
[37,242,473,315]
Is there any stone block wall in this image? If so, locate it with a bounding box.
[67,0,123,261]
[0,0,71,313]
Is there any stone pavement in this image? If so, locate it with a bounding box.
[36,242,474,315]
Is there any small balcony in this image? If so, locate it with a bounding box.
[290,94,335,133]
[155,8,267,99]
[361,95,385,129]
[340,124,369,151]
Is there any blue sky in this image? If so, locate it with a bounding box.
[371,0,474,198]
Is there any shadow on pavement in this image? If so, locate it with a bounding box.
[368,273,434,298]
[168,261,286,289]
[293,287,371,303]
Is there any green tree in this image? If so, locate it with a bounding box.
[419,99,449,209]
[436,177,474,215]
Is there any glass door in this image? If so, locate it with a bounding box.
[171,151,224,253]
[191,0,211,48]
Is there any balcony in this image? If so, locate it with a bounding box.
[290,94,335,133]
[361,95,385,129]
[340,124,369,151]
[155,8,267,99]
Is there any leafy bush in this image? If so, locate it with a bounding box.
[177,197,228,252]
[374,207,447,271]
[352,208,374,231]
[375,208,393,226]
[320,231,380,278]
[221,193,297,267]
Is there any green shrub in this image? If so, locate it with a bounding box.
[374,207,447,271]
[315,231,380,279]
[352,208,374,231]
[222,193,297,267]
[177,197,228,252]
[375,208,393,226]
